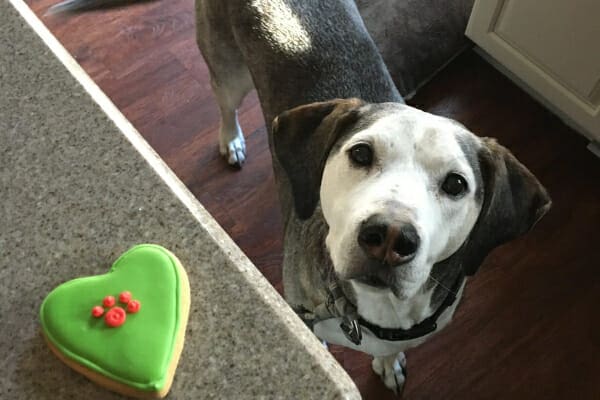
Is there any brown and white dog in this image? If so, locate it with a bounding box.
[50,0,551,394]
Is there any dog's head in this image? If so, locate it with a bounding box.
[272,99,551,299]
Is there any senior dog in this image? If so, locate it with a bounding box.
[50,0,551,393]
[195,0,550,393]
[195,0,551,393]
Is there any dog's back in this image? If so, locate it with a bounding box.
[196,0,402,125]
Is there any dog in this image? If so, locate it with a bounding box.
[194,0,550,393]
[49,0,551,394]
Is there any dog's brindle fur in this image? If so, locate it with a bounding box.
[194,0,551,394]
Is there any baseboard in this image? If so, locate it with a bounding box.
[474,46,599,157]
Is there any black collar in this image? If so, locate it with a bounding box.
[340,271,465,344]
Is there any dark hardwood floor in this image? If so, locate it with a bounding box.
[26,1,600,398]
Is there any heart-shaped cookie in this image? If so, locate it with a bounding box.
[40,244,190,399]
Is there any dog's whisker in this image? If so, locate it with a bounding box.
[428,274,458,297]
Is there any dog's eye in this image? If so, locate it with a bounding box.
[441,173,468,197]
[349,143,373,166]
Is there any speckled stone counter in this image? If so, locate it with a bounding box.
[0,1,360,398]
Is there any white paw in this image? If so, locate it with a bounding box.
[219,132,246,167]
[372,357,384,376]
[372,352,407,395]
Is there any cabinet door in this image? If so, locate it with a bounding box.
[466,0,600,143]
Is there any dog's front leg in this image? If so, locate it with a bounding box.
[372,352,407,395]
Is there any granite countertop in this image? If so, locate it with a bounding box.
[0,1,359,398]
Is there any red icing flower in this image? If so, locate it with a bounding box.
[91,306,104,318]
[103,295,116,308]
[127,300,141,313]
[105,306,126,327]
[119,291,132,304]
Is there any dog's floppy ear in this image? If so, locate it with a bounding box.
[272,98,365,219]
[461,138,552,275]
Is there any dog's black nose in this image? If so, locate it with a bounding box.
[358,216,420,266]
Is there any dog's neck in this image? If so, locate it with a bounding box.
[427,253,467,311]
[280,204,335,310]
[345,260,465,330]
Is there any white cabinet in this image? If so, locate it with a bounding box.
[466,0,600,145]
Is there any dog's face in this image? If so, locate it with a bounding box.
[272,99,550,298]
[319,105,483,298]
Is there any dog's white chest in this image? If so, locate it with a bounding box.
[351,281,433,329]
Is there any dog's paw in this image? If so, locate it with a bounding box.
[219,131,246,167]
[372,352,407,396]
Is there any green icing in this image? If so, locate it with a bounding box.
[40,244,183,391]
